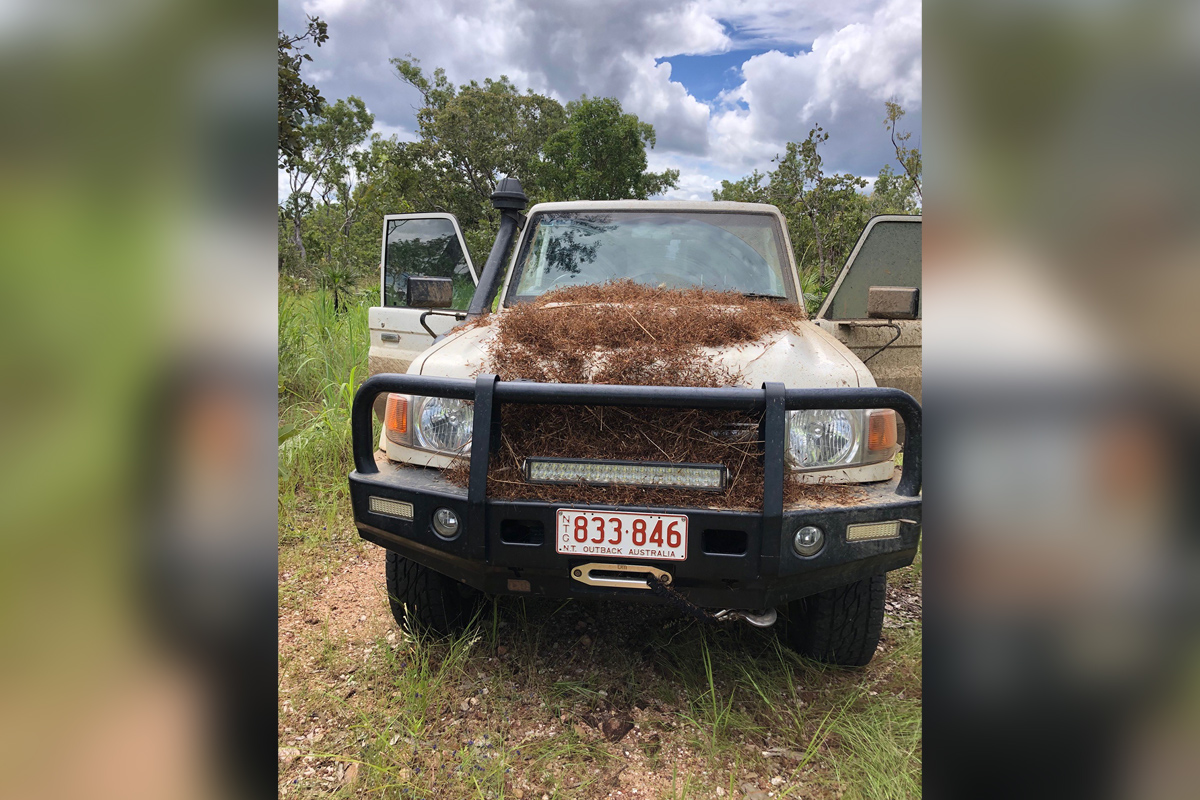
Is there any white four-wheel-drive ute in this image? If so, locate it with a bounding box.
[348,177,921,667]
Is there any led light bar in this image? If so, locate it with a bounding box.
[524,458,727,491]
[369,496,414,520]
[845,520,901,542]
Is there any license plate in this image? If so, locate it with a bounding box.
[555,509,688,561]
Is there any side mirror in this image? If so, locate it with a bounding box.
[866,286,919,320]
[405,275,454,308]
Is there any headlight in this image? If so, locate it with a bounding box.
[413,395,474,454]
[786,408,898,471]
[787,409,861,469]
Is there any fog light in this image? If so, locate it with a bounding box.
[792,525,824,557]
[846,520,901,542]
[432,507,461,540]
[369,496,413,520]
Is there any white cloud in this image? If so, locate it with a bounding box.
[710,0,921,176]
[370,121,416,143]
[288,0,729,154]
[696,0,881,48]
[280,0,921,193]
[658,169,722,202]
[645,152,734,201]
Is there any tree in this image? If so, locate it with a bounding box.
[712,170,769,204]
[281,97,374,272]
[338,136,418,270]
[391,57,566,211]
[885,100,922,201]
[386,57,579,262]
[714,102,922,308]
[868,163,920,215]
[713,123,873,314]
[773,128,832,280]
[758,126,868,282]
[315,100,379,266]
[278,16,329,166]
[539,96,679,201]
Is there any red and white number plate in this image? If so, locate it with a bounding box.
[555,509,688,561]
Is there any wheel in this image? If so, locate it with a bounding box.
[384,550,484,636]
[782,573,886,667]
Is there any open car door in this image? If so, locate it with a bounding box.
[368,213,477,381]
[815,214,922,404]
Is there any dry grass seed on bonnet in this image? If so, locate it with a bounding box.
[446,282,864,510]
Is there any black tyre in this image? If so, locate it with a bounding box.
[384,551,484,636]
[783,573,886,667]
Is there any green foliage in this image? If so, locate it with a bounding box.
[712,169,769,203]
[714,101,922,311]
[391,56,567,223]
[281,96,376,275]
[771,126,871,281]
[885,100,922,201]
[278,288,372,534]
[278,15,329,166]
[869,164,921,216]
[313,260,358,312]
[540,96,679,201]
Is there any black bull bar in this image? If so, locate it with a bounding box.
[349,375,921,606]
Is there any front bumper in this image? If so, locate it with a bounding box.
[348,375,922,609]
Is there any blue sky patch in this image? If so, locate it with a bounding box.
[655,49,780,104]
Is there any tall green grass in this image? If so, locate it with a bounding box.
[828,695,922,800]
[278,287,373,539]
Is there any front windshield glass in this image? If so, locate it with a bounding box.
[507,211,793,302]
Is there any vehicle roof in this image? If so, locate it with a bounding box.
[525,200,785,218]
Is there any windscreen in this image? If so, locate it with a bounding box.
[507,211,793,302]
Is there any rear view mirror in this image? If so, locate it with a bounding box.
[405,275,454,308]
[867,286,919,320]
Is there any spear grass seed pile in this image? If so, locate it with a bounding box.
[446,281,865,510]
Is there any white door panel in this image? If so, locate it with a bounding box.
[367,306,464,377]
[814,319,922,403]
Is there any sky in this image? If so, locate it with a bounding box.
[278,0,921,201]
